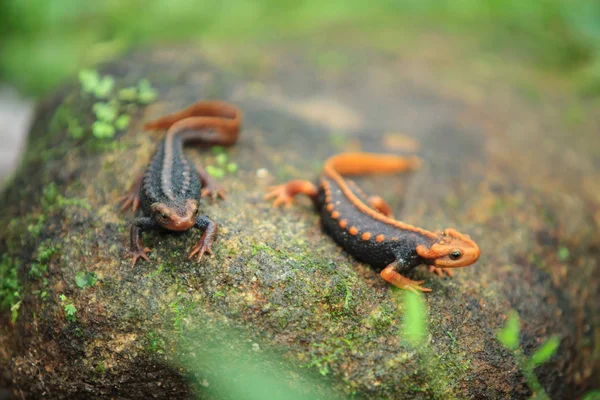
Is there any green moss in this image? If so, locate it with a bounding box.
[146,331,166,354]
[169,295,196,333]
[212,290,225,300]
[42,183,91,212]
[0,255,21,320]
[94,361,106,374]
[37,242,59,262]
[145,264,165,279]
[27,214,46,237]
[28,263,47,280]
[306,335,358,376]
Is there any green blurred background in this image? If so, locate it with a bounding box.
[2,0,600,97]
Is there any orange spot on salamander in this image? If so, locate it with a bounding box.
[361,232,371,240]
[331,211,340,219]
[326,203,334,211]
[376,234,385,242]
[349,226,358,235]
[339,219,347,229]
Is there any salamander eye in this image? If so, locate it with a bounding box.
[160,213,168,219]
[449,250,462,260]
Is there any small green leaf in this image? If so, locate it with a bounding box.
[402,290,427,346]
[68,123,84,139]
[497,311,520,350]
[64,304,77,320]
[138,79,158,104]
[93,102,118,122]
[138,90,158,104]
[10,299,21,324]
[557,246,569,261]
[115,114,131,130]
[92,121,116,139]
[118,87,138,102]
[78,69,100,93]
[226,162,238,173]
[206,165,225,178]
[211,146,225,155]
[530,335,560,367]
[215,153,228,165]
[59,294,67,302]
[93,75,115,98]
[75,271,98,289]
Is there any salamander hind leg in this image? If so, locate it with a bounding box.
[196,165,226,201]
[118,173,144,212]
[380,263,432,293]
[188,216,219,262]
[264,180,319,208]
[367,195,394,217]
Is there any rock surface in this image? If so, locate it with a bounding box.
[0,45,598,399]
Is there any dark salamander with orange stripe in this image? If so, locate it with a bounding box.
[265,153,480,292]
[119,101,242,266]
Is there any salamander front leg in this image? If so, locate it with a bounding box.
[264,180,319,208]
[380,263,432,293]
[428,266,454,277]
[188,215,218,262]
[130,217,160,266]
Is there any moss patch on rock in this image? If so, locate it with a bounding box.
[0,45,598,398]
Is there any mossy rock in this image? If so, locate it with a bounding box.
[0,46,598,399]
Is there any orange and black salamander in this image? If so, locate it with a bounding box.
[119,101,242,266]
[265,153,480,292]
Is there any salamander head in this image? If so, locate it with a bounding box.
[416,228,480,268]
[151,199,199,231]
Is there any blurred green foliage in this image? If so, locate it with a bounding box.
[1,0,600,96]
[497,310,520,350]
[180,325,343,399]
[401,290,427,347]
[496,311,567,400]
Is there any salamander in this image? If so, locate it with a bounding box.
[264,152,480,292]
[119,101,242,266]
